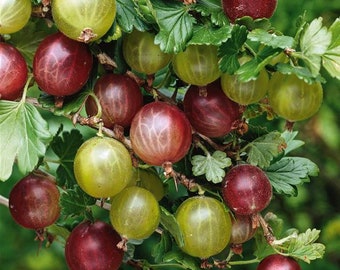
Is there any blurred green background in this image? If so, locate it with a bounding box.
[1,1,340,269]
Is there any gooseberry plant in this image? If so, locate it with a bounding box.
[0,0,339,269]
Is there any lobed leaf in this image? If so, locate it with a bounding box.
[191,150,232,184]
[322,18,340,79]
[248,29,295,49]
[116,0,148,33]
[59,185,96,217]
[133,0,157,25]
[0,100,52,181]
[188,24,232,46]
[153,0,195,53]
[275,63,325,84]
[218,25,248,74]
[297,17,332,76]
[300,18,332,56]
[237,46,282,82]
[242,131,286,169]
[275,229,326,263]
[50,127,84,187]
[265,157,319,196]
[194,0,229,26]
[280,130,305,155]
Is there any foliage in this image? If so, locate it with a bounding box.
[0,0,340,269]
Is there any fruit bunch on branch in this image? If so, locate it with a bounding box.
[1,0,339,269]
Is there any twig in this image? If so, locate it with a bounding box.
[195,133,229,152]
[162,162,202,193]
[256,213,276,244]
[0,195,9,207]
[95,200,111,211]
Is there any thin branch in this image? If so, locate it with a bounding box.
[0,195,9,207]
[95,199,111,211]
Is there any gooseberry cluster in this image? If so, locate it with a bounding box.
[0,0,334,269]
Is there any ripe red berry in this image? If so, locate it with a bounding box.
[0,42,28,100]
[33,32,93,96]
[222,0,278,23]
[183,80,241,138]
[85,73,143,128]
[9,171,60,230]
[130,101,192,166]
[257,254,301,270]
[222,164,272,215]
[65,220,124,270]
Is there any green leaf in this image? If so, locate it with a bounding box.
[99,21,122,43]
[160,206,184,248]
[163,247,201,270]
[248,29,295,49]
[123,243,136,263]
[322,18,340,79]
[254,213,283,260]
[327,18,340,49]
[153,0,195,53]
[297,17,332,76]
[38,87,91,117]
[242,131,286,168]
[300,17,332,56]
[235,46,281,81]
[265,212,285,237]
[0,100,52,181]
[254,231,276,260]
[50,127,84,187]
[255,216,325,263]
[275,63,325,84]
[281,130,305,155]
[191,150,232,184]
[218,25,248,74]
[116,0,148,33]
[151,231,172,263]
[46,224,70,242]
[30,0,42,4]
[188,23,232,46]
[265,157,319,196]
[235,17,272,31]
[8,18,57,67]
[60,185,96,217]
[133,0,157,25]
[194,0,229,26]
[273,229,326,263]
